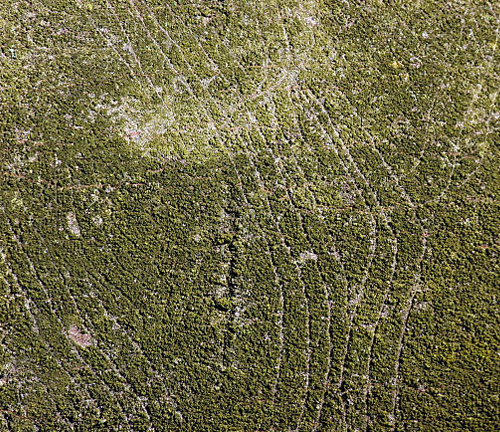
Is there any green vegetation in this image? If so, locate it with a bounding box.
[0,0,499,430]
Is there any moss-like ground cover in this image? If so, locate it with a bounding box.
[0,0,499,430]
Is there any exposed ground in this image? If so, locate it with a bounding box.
[0,0,499,431]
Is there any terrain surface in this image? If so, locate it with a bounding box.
[0,0,499,431]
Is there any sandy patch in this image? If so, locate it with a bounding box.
[68,324,92,348]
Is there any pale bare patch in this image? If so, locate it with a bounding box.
[68,324,92,348]
[92,215,103,226]
[67,212,81,236]
[299,251,318,261]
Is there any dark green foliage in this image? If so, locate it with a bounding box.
[0,0,498,430]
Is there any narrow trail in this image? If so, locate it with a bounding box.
[1,216,104,428]
[268,94,339,431]
[317,88,428,431]
[107,6,323,427]
[2,1,492,430]
[292,89,382,431]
